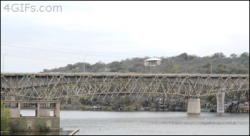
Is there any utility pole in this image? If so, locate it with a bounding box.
[3,53,8,73]
[211,60,213,75]
[150,61,152,74]
[83,55,89,73]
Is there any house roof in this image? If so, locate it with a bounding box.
[144,58,161,61]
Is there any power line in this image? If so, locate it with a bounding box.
[1,54,133,73]
[2,54,76,63]
[0,54,132,71]
[1,42,144,58]
[2,48,128,65]
[1,44,141,59]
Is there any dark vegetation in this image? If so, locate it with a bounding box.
[35,124,50,132]
[58,89,249,112]
[42,52,249,74]
[1,100,11,131]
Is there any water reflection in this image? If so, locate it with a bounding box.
[216,112,225,116]
[6,110,250,135]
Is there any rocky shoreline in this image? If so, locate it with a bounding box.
[60,96,249,113]
[202,101,249,113]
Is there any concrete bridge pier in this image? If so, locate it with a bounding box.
[5,96,21,117]
[216,92,225,113]
[187,98,200,115]
[39,103,51,117]
[5,96,15,106]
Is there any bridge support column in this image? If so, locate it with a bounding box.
[40,109,50,117]
[39,103,50,117]
[36,103,40,117]
[216,92,225,113]
[187,99,200,115]
[5,96,15,107]
[55,103,60,117]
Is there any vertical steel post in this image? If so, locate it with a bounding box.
[3,53,8,73]
[211,60,212,74]
[32,75,34,94]
[16,75,18,96]
[150,61,151,74]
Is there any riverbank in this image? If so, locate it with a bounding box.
[59,110,249,135]
[60,100,249,113]
[58,93,249,113]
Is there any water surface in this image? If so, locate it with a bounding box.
[59,111,249,135]
[7,110,249,135]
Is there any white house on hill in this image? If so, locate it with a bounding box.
[144,58,161,67]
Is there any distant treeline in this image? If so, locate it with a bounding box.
[42,52,249,74]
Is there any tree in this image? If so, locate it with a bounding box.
[207,94,217,104]
[178,53,188,61]
[43,69,50,72]
[230,53,237,58]
[212,52,226,59]
[84,63,92,72]
[120,96,130,105]
[109,61,123,72]
[229,62,238,74]
[1,100,11,131]
[171,65,180,73]
[188,55,197,60]
[133,62,144,72]
[79,96,92,105]
[91,61,106,72]
[240,52,249,58]
[40,52,249,75]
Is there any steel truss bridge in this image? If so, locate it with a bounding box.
[1,73,249,101]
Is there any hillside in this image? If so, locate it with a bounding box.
[42,52,249,74]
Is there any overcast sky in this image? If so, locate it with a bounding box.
[1,1,249,73]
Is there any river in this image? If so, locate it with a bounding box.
[12,110,250,135]
[60,110,248,135]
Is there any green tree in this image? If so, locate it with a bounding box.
[206,94,217,104]
[43,69,50,72]
[40,52,249,75]
[120,96,130,105]
[79,96,92,105]
[91,61,106,72]
[1,100,11,131]
[230,53,237,58]
[212,52,226,59]
[240,52,249,58]
[188,55,197,60]
[171,65,180,73]
[109,61,123,72]
[178,53,188,61]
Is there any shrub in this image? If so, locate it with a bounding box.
[8,119,20,132]
[35,124,50,132]
[1,100,11,131]
[123,106,130,111]
[120,96,130,105]
[79,96,92,105]
[207,94,217,104]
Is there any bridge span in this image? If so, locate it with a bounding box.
[1,73,249,114]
